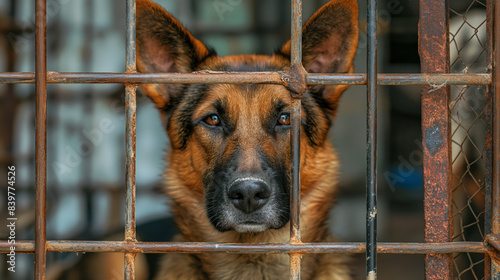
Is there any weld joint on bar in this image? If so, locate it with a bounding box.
[124,69,139,88]
[281,64,307,98]
[125,83,139,90]
[125,68,137,74]
[289,238,303,245]
[487,234,500,255]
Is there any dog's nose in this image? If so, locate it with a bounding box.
[228,179,271,214]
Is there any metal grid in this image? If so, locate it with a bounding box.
[0,0,498,279]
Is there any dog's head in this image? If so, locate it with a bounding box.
[137,0,358,233]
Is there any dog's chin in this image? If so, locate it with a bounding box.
[233,223,269,233]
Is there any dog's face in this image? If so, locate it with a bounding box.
[191,81,293,233]
[136,0,358,233]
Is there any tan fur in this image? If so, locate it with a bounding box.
[136,0,359,279]
[154,130,352,280]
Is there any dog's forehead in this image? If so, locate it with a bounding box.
[191,54,292,111]
[188,54,295,122]
[198,83,291,114]
[200,54,290,72]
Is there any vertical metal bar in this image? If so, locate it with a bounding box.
[35,0,47,279]
[125,0,137,279]
[418,0,453,279]
[485,0,495,278]
[290,97,301,244]
[492,0,500,278]
[125,84,137,243]
[289,0,302,279]
[290,0,302,66]
[366,0,378,279]
[290,254,302,280]
[126,0,137,74]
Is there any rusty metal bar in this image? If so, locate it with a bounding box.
[290,254,302,279]
[0,72,491,85]
[125,253,136,280]
[307,73,490,86]
[290,0,302,66]
[0,241,489,254]
[419,0,453,279]
[124,0,137,279]
[289,0,303,278]
[289,96,302,278]
[485,0,496,278]
[124,0,137,245]
[290,97,302,245]
[35,0,47,279]
[366,0,378,278]
[493,0,500,278]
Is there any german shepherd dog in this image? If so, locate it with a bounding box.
[136,0,358,279]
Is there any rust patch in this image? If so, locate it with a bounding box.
[289,253,303,280]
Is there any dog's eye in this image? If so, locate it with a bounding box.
[277,113,290,126]
[204,114,221,126]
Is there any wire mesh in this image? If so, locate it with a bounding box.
[449,0,488,279]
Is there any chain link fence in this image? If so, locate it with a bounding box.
[449,0,488,278]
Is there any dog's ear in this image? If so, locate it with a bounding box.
[279,0,358,114]
[137,0,216,110]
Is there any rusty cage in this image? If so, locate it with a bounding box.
[0,0,499,279]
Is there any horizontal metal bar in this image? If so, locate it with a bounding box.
[0,72,283,85]
[308,73,490,85]
[0,72,491,85]
[0,241,488,254]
